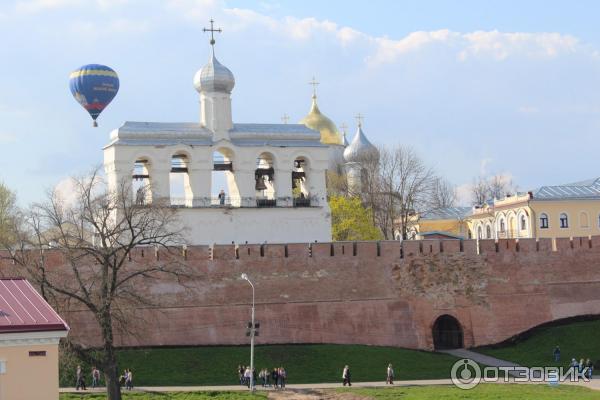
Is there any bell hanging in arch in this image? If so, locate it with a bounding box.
[255,177,267,191]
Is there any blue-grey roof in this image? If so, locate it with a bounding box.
[421,206,472,220]
[533,177,600,200]
[230,123,325,147]
[419,231,464,239]
[105,121,325,148]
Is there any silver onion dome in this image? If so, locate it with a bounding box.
[343,123,378,163]
[194,49,235,94]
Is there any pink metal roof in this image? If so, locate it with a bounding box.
[0,278,69,334]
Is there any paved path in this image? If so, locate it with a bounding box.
[440,348,523,377]
[59,379,454,393]
[60,377,600,394]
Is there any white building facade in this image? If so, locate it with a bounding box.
[103,35,332,245]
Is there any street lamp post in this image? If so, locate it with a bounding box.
[241,273,255,391]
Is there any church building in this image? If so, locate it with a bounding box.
[103,21,376,245]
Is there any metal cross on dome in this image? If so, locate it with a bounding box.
[203,19,222,46]
[281,113,290,124]
[339,123,348,133]
[355,113,364,127]
[308,76,319,97]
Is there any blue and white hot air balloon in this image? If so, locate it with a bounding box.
[69,64,119,127]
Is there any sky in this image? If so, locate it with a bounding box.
[2,0,600,205]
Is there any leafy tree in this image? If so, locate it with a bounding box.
[330,195,382,241]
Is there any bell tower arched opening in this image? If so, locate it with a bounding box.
[293,157,310,207]
[170,153,193,207]
[212,148,239,206]
[132,158,152,205]
[255,152,276,207]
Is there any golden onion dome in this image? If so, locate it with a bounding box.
[300,95,342,145]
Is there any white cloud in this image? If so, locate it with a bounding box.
[455,182,473,206]
[70,17,150,37]
[54,177,80,208]
[459,31,578,61]
[54,174,105,208]
[163,2,585,67]
[479,158,493,177]
[15,0,130,13]
[15,0,80,14]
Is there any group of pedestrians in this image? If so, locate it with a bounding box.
[74,365,133,390]
[259,367,287,388]
[238,365,253,387]
[75,365,101,390]
[342,363,395,386]
[570,358,594,379]
[120,368,134,390]
[238,365,287,389]
[554,346,595,379]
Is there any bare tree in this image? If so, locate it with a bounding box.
[373,145,435,240]
[471,177,489,206]
[488,174,516,199]
[428,177,457,211]
[3,169,189,400]
[471,174,517,205]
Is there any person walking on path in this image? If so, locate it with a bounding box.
[272,367,279,389]
[553,346,561,362]
[91,366,100,388]
[244,366,252,388]
[342,365,351,386]
[126,369,133,390]
[386,363,394,384]
[237,365,244,385]
[75,365,86,391]
[279,367,287,389]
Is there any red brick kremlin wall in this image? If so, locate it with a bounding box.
[2,236,600,350]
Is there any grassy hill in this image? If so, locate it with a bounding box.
[477,319,600,369]
[60,344,459,387]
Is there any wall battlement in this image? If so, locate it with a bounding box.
[61,235,600,263]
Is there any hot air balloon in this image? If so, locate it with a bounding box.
[69,64,119,127]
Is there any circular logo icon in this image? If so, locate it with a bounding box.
[451,358,481,390]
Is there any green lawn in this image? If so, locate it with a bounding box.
[60,344,459,387]
[344,384,600,399]
[58,385,600,400]
[477,319,600,369]
[60,392,266,400]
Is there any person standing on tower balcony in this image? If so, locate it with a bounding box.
[218,189,226,205]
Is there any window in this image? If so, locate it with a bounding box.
[540,213,549,229]
[520,215,527,230]
[486,225,492,239]
[580,212,589,228]
[477,226,483,239]
[500,219,506,232]
[560,213,569,228]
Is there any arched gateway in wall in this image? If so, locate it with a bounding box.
[432,314,464,349]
